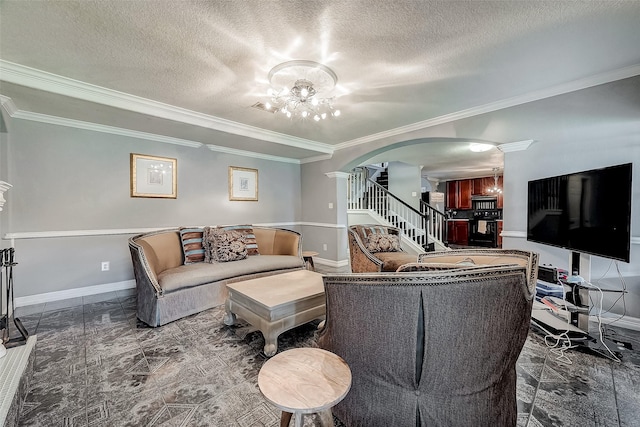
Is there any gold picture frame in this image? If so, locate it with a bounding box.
[130,153,177,198]
[228,166,258,201]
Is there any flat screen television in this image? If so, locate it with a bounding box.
[527,163,633,263]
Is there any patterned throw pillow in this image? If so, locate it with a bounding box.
[365,233,401,253]
[179,227,205,264]
[209,228,248,262]
[359,225,388,240]
[217,225,259,256]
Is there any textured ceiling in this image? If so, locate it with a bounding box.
[1,0,639,177]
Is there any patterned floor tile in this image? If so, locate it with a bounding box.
[14,292,640,427]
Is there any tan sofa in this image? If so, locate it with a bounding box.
[348,224,418,272]
[129,227,304,327]
[317,248,539,426]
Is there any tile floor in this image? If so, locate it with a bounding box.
[9,276,640,427]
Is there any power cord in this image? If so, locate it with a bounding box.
[573,278,622,363]
[531,317,578,365]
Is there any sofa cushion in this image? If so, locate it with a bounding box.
[218,225,260,256]
[179,227,205,264]
[209,228,248,262]
[365,233,401,253]
[375,252,418,272]
[157,255,304,293]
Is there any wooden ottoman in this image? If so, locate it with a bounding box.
[223,269,325,356]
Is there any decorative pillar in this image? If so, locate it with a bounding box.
[0,181,11,211]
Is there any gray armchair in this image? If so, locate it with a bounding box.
[348,224,417,272]
[317,249,539,427]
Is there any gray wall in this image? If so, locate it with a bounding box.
[4,118,302,298]
[388,161,422,210]
[502,134,640,319]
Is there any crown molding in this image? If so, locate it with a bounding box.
[0,60,334,155]
[205,144,299,164]
[0,95,18,116]
[334,63,640,151]
[9,109,203,148]
[300,154,333,164]
[498,140,535,153]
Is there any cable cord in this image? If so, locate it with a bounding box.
[581,280,622,363]
[544,331,577,365]
[531,318,576,365]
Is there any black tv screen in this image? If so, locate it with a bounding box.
[527,163,632,262]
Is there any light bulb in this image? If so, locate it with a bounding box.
[265,102,271,110]
[314,115,320,121]
[301,111,308,118]
[333,109,341,117]
[301,88,308,97]
[286,111,292,118]
[311,98,319,106]
[321,113,327,119]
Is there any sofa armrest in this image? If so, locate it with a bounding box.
[270,228,302,257]
[128,237,163,296]
[348,229,383,272]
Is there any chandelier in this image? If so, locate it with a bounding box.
[487,168,502,194]
[265,60,341,121]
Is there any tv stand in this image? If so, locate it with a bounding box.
[531,252,629,361]
[562,251,626,361]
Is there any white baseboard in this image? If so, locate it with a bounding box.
[314,257,350,269]
[15,280,135,307]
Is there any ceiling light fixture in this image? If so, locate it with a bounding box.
[469,143,494,152]
[265,60,341,121]
[487,167,502,194]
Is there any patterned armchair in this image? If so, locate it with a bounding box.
[317,249,539,427]
[348,224,418,272]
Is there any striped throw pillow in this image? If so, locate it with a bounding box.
[179,227,205,264]
[217,225,260,256]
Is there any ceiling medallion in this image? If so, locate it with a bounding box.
[265,60,341,121]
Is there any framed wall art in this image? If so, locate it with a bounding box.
[228,166,258,201]
[130,153,177,198]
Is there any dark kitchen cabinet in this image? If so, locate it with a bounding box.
[447,220,469,246]
[446,179,472,210]
[458,180,472,209]
[497,221,504,247]
[497,176,504,208]
[446,181,457,209]
[472,177,490,195]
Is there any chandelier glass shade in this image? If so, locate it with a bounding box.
[265,60,340,121]
[487,168,502,194]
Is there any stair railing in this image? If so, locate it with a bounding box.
[348,167,369,210]
[363,179,431,248]
[419,199,447,245]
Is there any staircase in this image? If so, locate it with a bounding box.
[348,167,446,251]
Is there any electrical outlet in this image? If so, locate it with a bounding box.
[328,202,334,209]
[101,261,110,271]
[323,243,328,251]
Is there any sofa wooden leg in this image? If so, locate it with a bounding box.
[223,311,236,326]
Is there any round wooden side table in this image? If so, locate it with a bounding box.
[258,347,352,427]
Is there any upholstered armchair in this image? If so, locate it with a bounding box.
[317,249,539,427]
[348,224,418,272]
